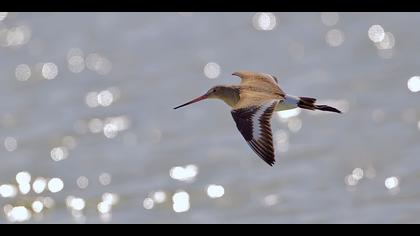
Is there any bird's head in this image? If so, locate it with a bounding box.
[204,85,226,99]
[173,85,228,109]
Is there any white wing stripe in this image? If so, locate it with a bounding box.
[251,100,277,140]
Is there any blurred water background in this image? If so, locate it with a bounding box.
[0,12,420,223]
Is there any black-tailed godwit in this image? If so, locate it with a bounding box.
[174,71,341,166]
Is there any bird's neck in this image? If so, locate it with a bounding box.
[218,86,240,108]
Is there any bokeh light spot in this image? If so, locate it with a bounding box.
[368,25,385,43]
[407,76,420,92]
[41,62,58,80]
[253,12,277,31]
[15,64,31,81]
[206,184,225,198]
[172,191,190,213]
[326,29,345,47]
[48,178,64,193]
[321,12,339,26]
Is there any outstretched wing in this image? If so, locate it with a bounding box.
[231,100,278,166]
[232,71,285,96]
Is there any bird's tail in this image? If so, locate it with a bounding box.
[298,97,342,114]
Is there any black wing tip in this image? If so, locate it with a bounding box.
[262,156,275,166]
[266,159,275,166]
[299,96,317,104]
[315,105,342,114]
[247,141,276,167]
[263,155,275,166]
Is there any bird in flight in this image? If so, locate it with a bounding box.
[174,71,341,166]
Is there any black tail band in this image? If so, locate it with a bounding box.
[315,105,342,113]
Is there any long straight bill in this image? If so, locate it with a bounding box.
[173,94,208,109]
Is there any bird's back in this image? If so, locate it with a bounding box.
[232,71,285,109]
